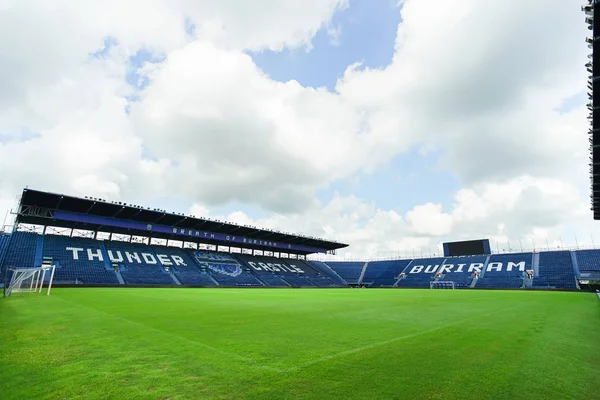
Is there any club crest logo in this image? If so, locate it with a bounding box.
[193,252,242,277]
[202,262,242,277]
[146,224,152,231]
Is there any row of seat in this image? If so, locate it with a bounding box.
[324,250,582,289]
[0,232,339,287]
[0,232,595,290]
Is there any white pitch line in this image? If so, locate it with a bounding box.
[284,307,518,372]
[53,296,518,374]
[53,296,283,373]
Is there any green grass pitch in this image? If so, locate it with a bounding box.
[1,288,599,400]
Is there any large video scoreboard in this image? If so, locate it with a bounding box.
[443,239,491,257]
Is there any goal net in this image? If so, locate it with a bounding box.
[430,281,455,289]
[5,265,56,297]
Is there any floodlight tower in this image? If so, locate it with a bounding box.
[584,1,600,219]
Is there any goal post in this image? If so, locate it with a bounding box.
[5,265,56,297]
[430,281,455,289]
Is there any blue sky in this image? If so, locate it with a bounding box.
[117,0,462,219]
[249,0,402,91]
[555,91,585,114]
[0,0,591,256]
[247,0,460,216]
[316,152,460,212]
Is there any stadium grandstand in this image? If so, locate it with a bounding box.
[1,3,599,400]
[586,0,600,219]
[0,187,597,291]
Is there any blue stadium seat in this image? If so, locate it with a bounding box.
[257,274,292,287]
[574,249,600,272]
[3,231,38,270]
[325,262,364,284]
[234,254,321,287]
[433,255,488,289]
[534,251,577,289]
[0,232,12,267]
[362,259,412,287]
[396,258,446,287]
[104,242,174,285]
[42,235,120,285]
[305,275,340,287]
[474,253,530,289]
[151,246,216,286]
[0,232,585,291]
[280,274,317,287]
[193,251,263,287]
[307,261,347,285]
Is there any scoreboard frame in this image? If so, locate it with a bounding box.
[442,239,491,257]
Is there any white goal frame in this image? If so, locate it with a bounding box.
[6,265,56,297]
[430,281,455,289]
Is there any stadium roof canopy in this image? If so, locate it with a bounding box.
[15,188,349,255]
[585,1,600,219]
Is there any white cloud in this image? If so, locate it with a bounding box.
[0,0,348,204]
[202,177,593,259]
[406,203,453,236]
[336,0,588,185]
[0,0,593,258]
[326,23,343,46]
[129,40,380,212]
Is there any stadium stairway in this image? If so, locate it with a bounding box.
[98,242,124,284]
[393,260,414,287]
[284,275,317,287]
[325,262,364,285]
[235,254,324,287]
[523,272,533,288]
[207,267,263,287]
[305,274,339,287]
[363,259,412,287]
[179,258,220,286]
[307,261,347,285]
[1,232,588,290]
[532,253,540,276]
[251,273,290,287]
[170,273,182,285]
[154,247,217,286]
[434,256,487,289]
[208,272,220,286]
[115,269,125,285]
[277,275,294,287]
[569,252,581,289]
[180,254,221,286]
[473,253,530,289]
[357,262,369,284]
[105,242,174,285]
[247,272,268,286]
[396,258,447,288]
[470,255,491,288]
[99,242,113,270]
[143,246,180,285]
[572,249,600,273]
